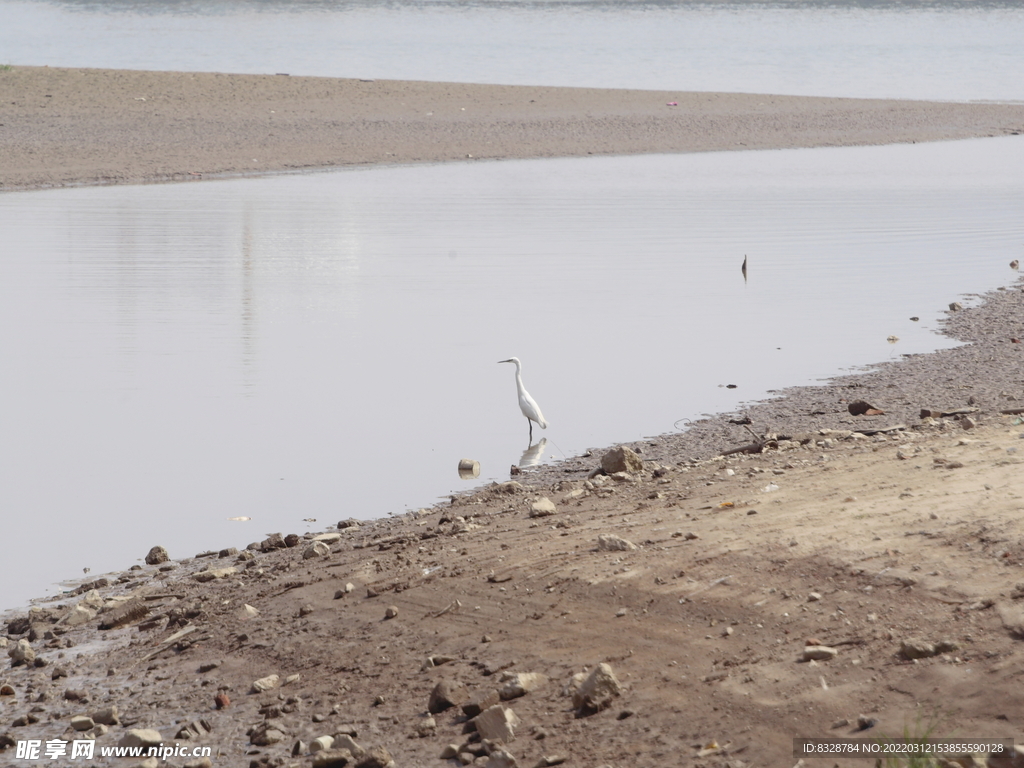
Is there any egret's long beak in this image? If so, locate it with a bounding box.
[497,359,512,364]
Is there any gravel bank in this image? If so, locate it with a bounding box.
[3,65,1024,190]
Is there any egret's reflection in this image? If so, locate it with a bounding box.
[519,438,547,468]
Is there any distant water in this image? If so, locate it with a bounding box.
[1,136,1023,611]
[1,0,1023,101]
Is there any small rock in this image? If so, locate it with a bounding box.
[8,638,35,666]
[416,715,437,737]
[441,744,460,759]
[949,302,963,311]
[176,719,212,740]
[899,638,936,660]
[192,567,238,582]
[312,748,355,768]
[214,692,230,709]
[848,400,884,416]
[572,663,621,715]
[304,541,332,559]
[499,672,548,700]
[475,704,521,743]
[92,705,119,725]
[251,673,280,693]
[333,735,365,759]
[807,592,822,602]
[70,715,95,731]
[601,445,644,474]
[118,729,164,749]
[61,603,98,627]
[354,745,393,768]
[299,604,315,617]
[429,679,468,713]
[857,715,877,731]
[596,534,638,552]
[250,722,286,746]
[462,689,501,717]
[260,533,287,551]
[529,498,557,518]
[485,748,518,768]
[802,646,838,662]
[384,605,399,620]
[145,546,169,565]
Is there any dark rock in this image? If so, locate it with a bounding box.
[429,680,468,714]
[260,533,286,552]
[145,545,170,565]
[462,689,501,718]
[311,749,353,768]
[353,745,392,768]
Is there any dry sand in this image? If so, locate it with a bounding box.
[3,65,1024,768]
[2,65,1024,190]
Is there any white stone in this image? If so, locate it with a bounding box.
[803,646,839,662]
[70,715,94,731]
[193,567,238,582]
[499,672,548,700]
[8,638,35,664]
[596,534,638,552]
[251,674,280,693]
[303,541,331,559]
[118,729,163,749]
[475,705,521,743]
[529,498,557,518]
[61,603,98,627]
[572,663,621,713]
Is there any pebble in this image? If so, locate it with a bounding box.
[384,605,399,619]
[802,646,838,662]
[251,674,280,693]
[597,534,638,551]
[145,546,169,565]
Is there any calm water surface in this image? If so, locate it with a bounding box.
[1,137,1023,610]
[1,0,1023,100]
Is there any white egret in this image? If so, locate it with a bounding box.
[498,357,548,441]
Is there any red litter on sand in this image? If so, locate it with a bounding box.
[667,101,678,106]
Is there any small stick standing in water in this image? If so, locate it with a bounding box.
[741,254,748,283]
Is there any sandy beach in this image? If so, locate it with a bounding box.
[2,66,1024,190]
[3,65,1024,767]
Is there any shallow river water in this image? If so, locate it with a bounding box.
[1,136,1023,609]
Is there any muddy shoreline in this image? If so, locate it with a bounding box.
[525,277,1024,490]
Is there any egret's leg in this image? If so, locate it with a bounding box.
[528,418,533,442]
